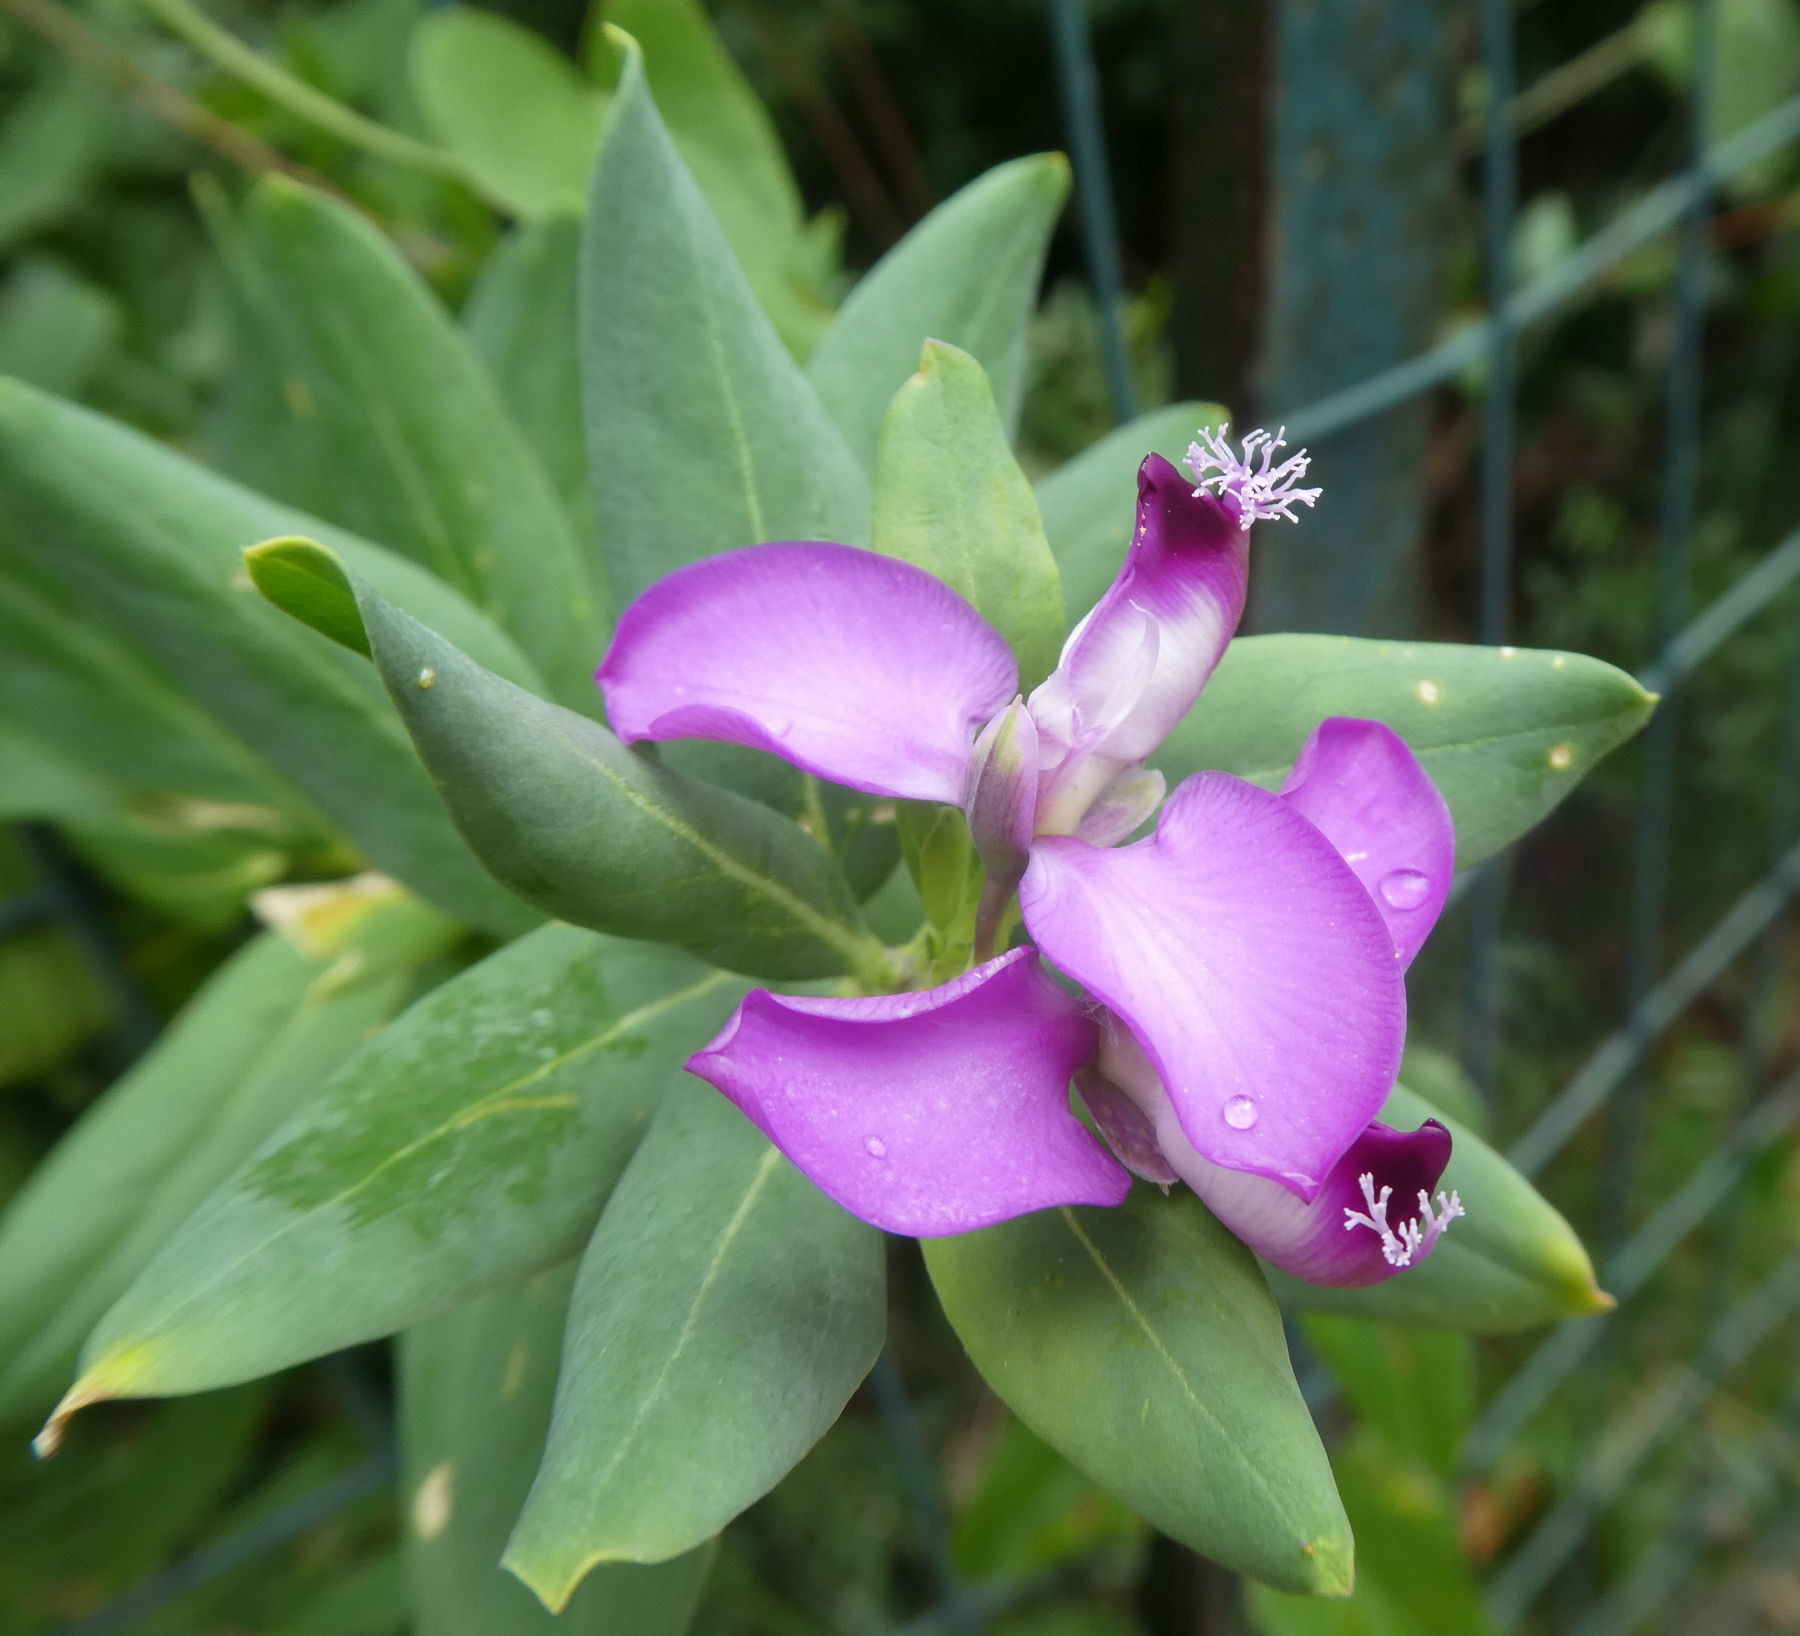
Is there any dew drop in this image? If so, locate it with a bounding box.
[1379,868,1431,910]
[863,1136,888,1158]
[416,667,437,690]
[1222,1095,1258,1130]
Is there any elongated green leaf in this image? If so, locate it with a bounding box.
[807,155,1068,470]
[463,218,599,577]
[581,30,867,607]
[0,377,541,934]
[505,1083,884,1609]
[1153,636,1657,867]
[401,1266,712,1636]
[250,542,882,981]
[44,927,741,1440]
[925,1190,1352,1595]
[1266,1084,1610,1333]
[222,177,602,709]
[1036,401,1227,620]
[411,11,604,220]
[0,888,458,1421]
[872,341,1065,686]
[604,0,830,357]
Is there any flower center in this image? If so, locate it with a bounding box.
[1342,1171,1466,1267]
[1184,425,1323,530]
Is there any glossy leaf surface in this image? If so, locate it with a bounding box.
[50,927,740,1424]
[581,32,866,608]
[807,155,1069,469]
[1266,1084,1610,1332]
[506,1083,885,1608]
[400,1265,712,1635]
[925,1189,1352,1595]
[872,341,1065,686]
[1154,636,1656,867]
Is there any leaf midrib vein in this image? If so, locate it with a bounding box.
[96,971,732,1355]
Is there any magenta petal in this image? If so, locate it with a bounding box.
[1167,1112,1458,1287]
[1280,718,1455,968]
[686,949,1130,1237]
[1020,771,1407,1197]
[598,543,1018,802]
[1030,453,1247,767]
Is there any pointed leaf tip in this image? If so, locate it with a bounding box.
[243,536,369,656]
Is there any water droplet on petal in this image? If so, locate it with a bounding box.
[1380,868,1431,910]
[1222,1096,1258,1130]
[863,1136,888,1158]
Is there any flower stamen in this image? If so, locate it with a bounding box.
[1184,424,1323,530]
[1343,1172,1465,1267]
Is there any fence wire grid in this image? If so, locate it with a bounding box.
[5,0,1799,1631]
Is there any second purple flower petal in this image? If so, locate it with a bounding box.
[1019,771,1407,1198]
[687,948,1131,1237]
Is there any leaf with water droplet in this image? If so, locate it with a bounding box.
[48,926,743,1424]
[1154,636,1654,868]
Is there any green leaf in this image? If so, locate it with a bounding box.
[872,341,1065,686]
[924,1190,1353,1595]
[1036,401,1227,622]
[951,1416,1140,1580]
[462,217,600,582]
[1266,1083,1611,1333]
[1298,1317,1473,1482]
[42,927,741,1441]
[0,377,543,935]
[1248,1431,1502,1636]
[410,10,605,220]
[504,1082,885,1609]
[221,177,602,710]
[283,550,885,982]
[0,67,110,253]
[0,259,121,397]
[400,1265,712,1636]
[603,0,830,357]
[0,887,458,1422]
[1153,635,1657,868]
[581,29,868,608]
[807,155,1070,470]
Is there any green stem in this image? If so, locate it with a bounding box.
[132,0,467,179]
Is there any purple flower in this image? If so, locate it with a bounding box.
[597,429,1463,1285]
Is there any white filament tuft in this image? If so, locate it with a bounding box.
[1343,1173,1466,1268]
[1184,423,1323,530]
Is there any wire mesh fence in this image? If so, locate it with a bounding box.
[4,0,1798,1630]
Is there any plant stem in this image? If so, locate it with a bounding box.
[0,0,336,192]
[130,0,468,180]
